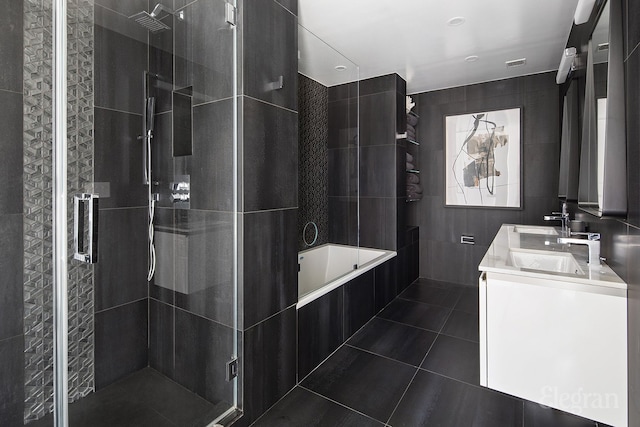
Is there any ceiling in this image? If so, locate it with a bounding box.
[298,0,581,94]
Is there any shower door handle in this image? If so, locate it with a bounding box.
[73,193,99,264]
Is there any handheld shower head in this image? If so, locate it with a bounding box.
[146,97,156,135]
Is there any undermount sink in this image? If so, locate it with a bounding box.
[512,225,558,236]
[507,248,584,275]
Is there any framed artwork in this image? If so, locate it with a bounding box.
[445,108,522,208]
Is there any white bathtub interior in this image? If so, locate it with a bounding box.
[298,244,396,308]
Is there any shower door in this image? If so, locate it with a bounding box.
[0,0,240,426]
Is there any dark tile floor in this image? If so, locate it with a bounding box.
[27,368,228,427]
[251,278,609,427]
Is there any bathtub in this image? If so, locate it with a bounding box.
[297,244,396,308]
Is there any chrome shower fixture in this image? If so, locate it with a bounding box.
[129,4,185,33]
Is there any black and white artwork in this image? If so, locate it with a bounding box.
[445,108,521,208]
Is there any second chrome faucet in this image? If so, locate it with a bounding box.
[557,232,601,266]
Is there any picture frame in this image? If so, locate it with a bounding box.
[444,107,522,208]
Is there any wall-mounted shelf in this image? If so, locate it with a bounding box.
[408,138,420,146]
[408,110,419,118]
[406,169,420,174]
[406,198,421,202]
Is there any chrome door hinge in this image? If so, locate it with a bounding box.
[226,358,238,381]
[225,3,237,26]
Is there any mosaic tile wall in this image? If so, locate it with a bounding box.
[298,74,328,251]
[23,0,95,421]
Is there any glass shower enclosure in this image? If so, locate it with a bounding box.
[1,0,240,425]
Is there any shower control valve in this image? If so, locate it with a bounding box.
[171,193,190,203]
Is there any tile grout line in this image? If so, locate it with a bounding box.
[299,385,388,426]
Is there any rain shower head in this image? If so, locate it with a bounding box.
[129,4,184,33]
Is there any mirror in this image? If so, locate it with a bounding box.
[558,74,583,201]
[577,0,626,216]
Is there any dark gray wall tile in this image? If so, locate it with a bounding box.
[328,197,358,246]
[174,308,234,405]
[0,0,23,92]
[0,90,23,214]
[244,306,297,425]
[175,0,234,105]
[172,209,235,328]
[243,208,297,328]
[344,270,375,338]
[242,0,298,111]
[0,214,23,340]
[149,31,174,115]
[95,7,147,114]
[298,288,343,379]
[328,81,357,102]
[359,197,397,250]
[359,92,396,147]
[274,0,298,16]
[360,145,398,198]
[0,335,24,426]
[328,97,358,149]
[243,97,298,211]
[630,0,640,58]
[95,300,148,389]
[359,74,397,97]
[411,72,560,285]
[374,257,398,312]
[149,299,175,379]
[95,208,148,311]
[150,112,174,208]
[95,0,147,17]
[523,400,598,427]
[328,148,358,198]
[627,225,640,423]
[190,99,234,211]
[94,108,147,209]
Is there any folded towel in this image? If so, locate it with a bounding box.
[406,173,420,184]
[407,124,416,134]
[407,192,423,201]
[407,114,418,127]
[406,162,415,171]
[407,183,423,194]
[406,152,414,162]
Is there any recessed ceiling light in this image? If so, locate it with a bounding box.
[447,16,466,26]
[334,65,347,71]
[465,55,479,62]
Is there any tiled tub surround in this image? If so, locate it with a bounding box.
[297,244,396,379]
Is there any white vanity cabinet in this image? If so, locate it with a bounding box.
[479,271,627,427]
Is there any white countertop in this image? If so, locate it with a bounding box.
[479,224,627,290]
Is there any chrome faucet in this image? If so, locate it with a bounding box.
[544,201,569,235]
[557,232,601,266]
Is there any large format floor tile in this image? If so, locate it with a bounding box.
[252,386,384,426]
[377,298,451,332]
[347,317,437,367]
[399,280,461,308]
[28,368,224,427]
[421,334,480,385]
[523,401,600,427]
[301,345,416,423]
[441,309,479,342]
[389,370,524,427]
